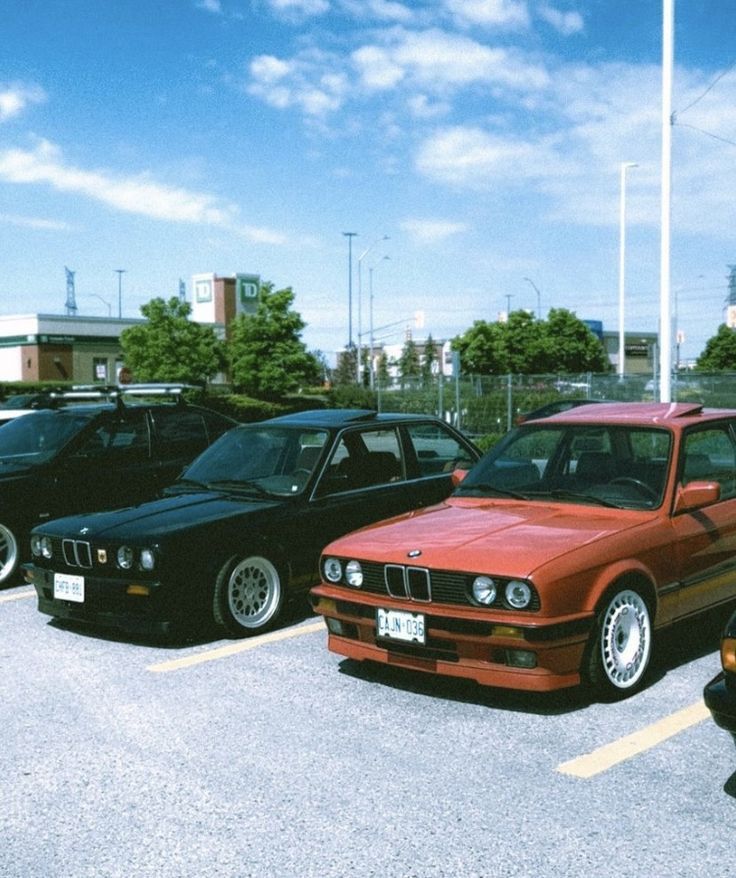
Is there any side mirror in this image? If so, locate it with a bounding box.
[451,468,468,487]
[674,480,720,513]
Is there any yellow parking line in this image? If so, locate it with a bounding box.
[147,619,325,673]
[0,587,35,604]
[557,699,710,778]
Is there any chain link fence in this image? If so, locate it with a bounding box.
[373,372,736,441]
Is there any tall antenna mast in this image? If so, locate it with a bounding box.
[64,267,78,316]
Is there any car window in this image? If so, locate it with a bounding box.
[153,409,210,458]
[0,411,93,464]
[404,423,475,476]
[71,414,150,460]
[681,426,736,500]
[317,428,403,496]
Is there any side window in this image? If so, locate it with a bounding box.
[681,427,736,500]
[153,410,209,460]
[317,428,403,495]
[73,414,150,461]
[405,423,474,476]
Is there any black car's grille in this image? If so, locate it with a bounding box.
[61,539,93,569]
[357,561,540,611]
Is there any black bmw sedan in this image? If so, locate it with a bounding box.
[25,409,479,639]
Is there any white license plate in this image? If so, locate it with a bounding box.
[376,608,425,644]
[54,572,85,603]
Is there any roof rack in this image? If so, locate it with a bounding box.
[44,383,198,409]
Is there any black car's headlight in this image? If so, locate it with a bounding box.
[31,535,53,560]
[115,546,156,571]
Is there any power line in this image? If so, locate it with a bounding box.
[676,58,736,117]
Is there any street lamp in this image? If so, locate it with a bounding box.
[342,232,357,351]
[523,277,541,317]
[114,269,126,319]
[618,162,638,378]
[357,234,389,382]
[368,255,390,389]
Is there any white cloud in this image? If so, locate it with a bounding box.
[195,0,223,13]
[0,139,285,243]
[0,212,70,231]
[401,218,468,243]
[444,0,530,29]
[248,51,347,116]
[537,3,584,35]
[0,83,46,122]
[266,0,330,17]
[353,28,549,93]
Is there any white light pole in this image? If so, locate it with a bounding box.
[357,235,389,383]
[342,232,357,351]
[618,162,638,378]
[659,0,674,402]
[114,269,126,318]
[523,277,541,317]
[368,255,390,389]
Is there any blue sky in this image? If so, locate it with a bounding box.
[2,0,736,367]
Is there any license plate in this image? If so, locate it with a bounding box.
[376,608,425,644]
[54,572,85,603]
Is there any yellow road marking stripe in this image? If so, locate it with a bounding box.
[557,699,710,778]
[147,619,325,673]
[0,588,35,603]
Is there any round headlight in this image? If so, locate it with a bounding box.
[140,548,155,571]
[323,557,343,583]
[505,580,532,609]
[117,546,134,570]
[41,536,53,560]
[472,575,497,605]
[30,535,41,557]
[345,560,363,587]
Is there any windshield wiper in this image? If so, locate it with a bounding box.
[166,477,210,494]
[548,489,623,509]
[456,482,529,500]
[206,479,273,498]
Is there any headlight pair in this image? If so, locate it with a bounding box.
[323,557,362,587]
[116,546,156,572]
[472,576,534,610]
[30,535,53,559]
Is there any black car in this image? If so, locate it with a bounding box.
[0,386,237,585]
[704,609,736,743]
[26,409,480,638]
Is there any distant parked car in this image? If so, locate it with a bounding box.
[25,409,480,638]
[0,385,237,585]
[703,609,736,743]
[311,402,736,700]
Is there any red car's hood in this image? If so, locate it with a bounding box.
[327,496,650,579]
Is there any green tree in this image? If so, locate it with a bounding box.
[376,351,390,386]
[398,338,421,381]
[422,334,437,384]
[120,297,224,384]
[696,324,736,370]
[332,345,358,387]
[227,283,322,398]
[453,308,608,374]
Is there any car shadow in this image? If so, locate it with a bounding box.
[336,600,736,716]
[46,595,316,651]
[724,769,736,799]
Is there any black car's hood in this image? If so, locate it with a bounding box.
[39,489,285,540]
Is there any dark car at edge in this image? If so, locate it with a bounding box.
[704,609,736,743]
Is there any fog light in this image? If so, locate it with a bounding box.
[126,584,151,597]
[722,637,736,673]
[326,617,347,636]
[506,649,537,669]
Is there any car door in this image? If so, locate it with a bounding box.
[671,422,736,618]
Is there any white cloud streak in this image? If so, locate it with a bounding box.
[0,83,46,122]
[0,139,286,243]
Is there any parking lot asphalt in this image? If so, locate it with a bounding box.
[2,585,735,878]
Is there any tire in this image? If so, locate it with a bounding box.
[0,523,19,585]
[213,555,284,637]
[584,587,653,699]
